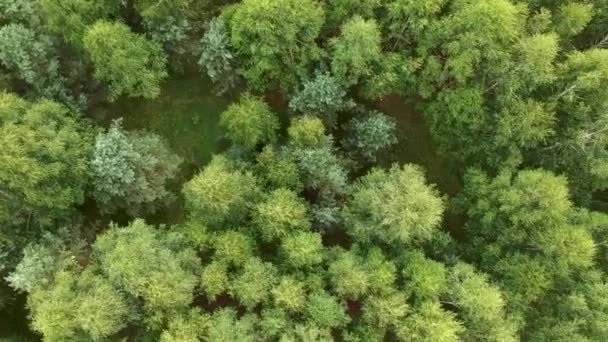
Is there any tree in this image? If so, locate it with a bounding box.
[305,291,350,329]
[272,277,306,312]
[255,146,302,192]
[212,230,255,267]
[402,250,447,302]
[253,188,311,241]
[40,0,119,46]
[552,3,593,39]
[398,301,463,342]
[92,120,182,215]
[289,73,354,128]
[206,308,258,342]
[6,231,79,293]
[93,220,199,327]
[0,24,71,102]
[457,169,598,327]
[330,16,382,87]
[28,270,130,341]
[325,0,381,30]
[227,0,324,91]
[288,116,328,148]
[199,17,239,95]
[343,164,444,245]
[445,263,518,341]
[539,48,608,203]
[0,94,91,227]
[83,21,168,100]
[280,231,325,268]
[343,110,398,163]
[230,257,277,309]
[220,94,279,150]
[183,155,260,228]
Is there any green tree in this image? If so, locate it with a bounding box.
[445,263,518,341]
[325,0,381,29]
[330,16,382,87]
[289,73,354,128]
[212,230,255,267]
[0,94,91,227]
[227,0,324,91]
[93,220,199,327]
[183,155,260,228]
[199,17,239,94]
[230,257,277,309]
[40,0,119,45]
[343,110,398,163]
[402,250,447,302]
[28,269,130,341]
[273,277,307,312]
[539,48,608,203]
[398,301,463,342]
[83,21,168,100]
[280,231,325,268]
[253,188,311,241]
[256,146,303,191]
[201,261,230,300]
[220,94,279,150]
[344,164,444,245]
[458,169,597,318]
[92,120,182,215]
[288,116,328,148]
[305,291,350,329]
[0,24,71,102]
[552,3,593,39]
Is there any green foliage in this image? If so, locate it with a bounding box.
[325,0,381,29]
[256,146,303,191]
[344,164,444,245]
[446,263,518,342]
[305,291,350,329]
[201,261,230,300]
[28,270,130,341]
[231,257,277,308]
[273,277,306,312]
[83,21,168,100]
[330,16,382,87]
[0,94,91,226]
[289,73,354,128]
[0,24,71,102]
[458,168,597,324]
[207,308,258,342]
[288,116,327,148]
[343,110,398,163]
[199,17,239,94]
[6,232,77,293]
[40,0,119,45]
[362,291,409,331]
[183,155,260,228]
[93,220,199,326]
[160,309,208,342]
[227,0,324,91]
[92,120,181,215]
[254,188,311,241]
[553,3,593,38]
[212,230,255,267]
[402,250,447,301]
[280,231,324,268]
[328,249,369,299]
[220,94,279,150]
[398,301,463,342]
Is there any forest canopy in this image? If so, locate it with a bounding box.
[2,0,608,341]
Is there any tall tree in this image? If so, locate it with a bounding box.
[92,120,182,215]
[226,0,324,91]
[83,21,168,100]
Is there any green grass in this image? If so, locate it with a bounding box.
[95,72,233,169]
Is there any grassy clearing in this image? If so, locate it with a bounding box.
[94,72,233,170]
